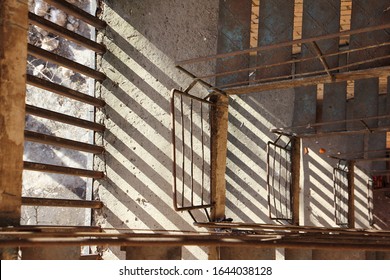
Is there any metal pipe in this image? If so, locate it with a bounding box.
[311,42,333,78]
[1,235,390,251]
[28,12,106,54]
[24,130,104,154]
[27,75,105,107]
[28,44,106,81]
[197,42,390,80]
[226,65,390,95]
[221,54,390,90]
[44,0,107,30]
[176,23,390,66]
[26,104,105,132]
[21,197,103,209]
[23,161,105,179]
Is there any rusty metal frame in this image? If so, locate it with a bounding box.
[171,89,214,212]
[271,114,390,138]
[22,2,107,224]
[175,23,390,94]
[367,179,374,227]
[333,160,349,226]
[267,136,293,222]
[3,226,390,250]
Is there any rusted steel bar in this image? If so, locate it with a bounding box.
[194,222,390,236]
[311,41,333,78]
[329,149,390,159]
[190,99,194,206]
[226,65,390,95]
[201,102,205,204]
[197,42,390,80]
[172,89,214,105]
[26,104,105,132]
[170,90,179,210]
[24,130,104,154]
[0,225,101,232]
[176,23,390,66]
[23,161,105,179]
[28,44,106,81]
[2,235,390,251]
[347,161,355,228]
[27,75,105,107]
[176,66,226,96]
[21,197,103,209]
[274,126,390,139]
[274,114,390,132]
[80,254,102,260]
[44,0,106,30]
[222,54,390,90]
[171,89,213,211]
[28,12,106,54]
[180,95,185,208]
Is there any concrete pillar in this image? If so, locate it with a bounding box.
[0,0,28,259]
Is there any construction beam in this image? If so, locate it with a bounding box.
[0,0,28,259]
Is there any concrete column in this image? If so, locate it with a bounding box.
[0,0,28,259]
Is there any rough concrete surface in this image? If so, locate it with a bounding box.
[95,0,219,259]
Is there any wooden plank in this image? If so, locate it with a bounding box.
[256,0,294,79]
[25,104,105,132]
[24,130,104,154]
[23,161,105,179]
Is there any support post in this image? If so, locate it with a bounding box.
[0,0,28,259]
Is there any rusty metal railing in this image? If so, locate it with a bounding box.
[267,136,293,222]
[175,23,390,95]
[171,89,214,213]
[333,161,349,226]
[24,1,106,210]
